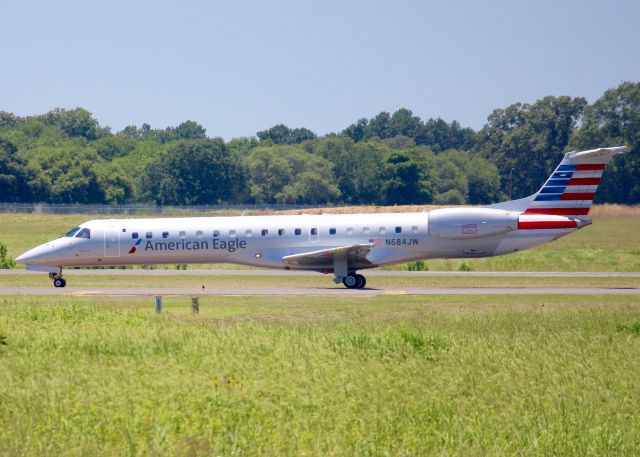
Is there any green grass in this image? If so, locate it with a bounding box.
[1,294,640,455]
[1,210,640,272]
[1,272,639,289]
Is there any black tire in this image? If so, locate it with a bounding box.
[355,274,366,289]
[343,275,358,289]
[53,278,65,288]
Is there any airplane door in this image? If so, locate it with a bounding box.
[309,224,319,242]
[104,226,121,257]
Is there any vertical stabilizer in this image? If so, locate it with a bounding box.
[488,146,625,215]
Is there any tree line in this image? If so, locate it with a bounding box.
[0,81,638,206]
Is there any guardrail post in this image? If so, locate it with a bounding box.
[155,296,163,314]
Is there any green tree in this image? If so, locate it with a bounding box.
[40,107,106,140]
[246,146,339,204]
[476,96,587,198]
[257,124,316,144]
[141,139,244,205]
[341,118,368,142]
[381,151,432,204]
[0,138,34,202]
[29,146,106,203]
[306,136,384,204]
[0,242,16,269]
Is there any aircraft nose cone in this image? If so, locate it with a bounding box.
[15,245,50,264]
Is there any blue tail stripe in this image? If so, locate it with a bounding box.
[546,179,570,186]
[535,194,562,201]
[552,172,573,179]
[557,164,576,171]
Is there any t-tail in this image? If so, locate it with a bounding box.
[488,146,626,216]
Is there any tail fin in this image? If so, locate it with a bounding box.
[488,146,625,215]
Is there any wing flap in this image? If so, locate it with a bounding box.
[282,244,375,269]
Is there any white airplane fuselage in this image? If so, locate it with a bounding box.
[16,146,625,289]
[17,209,582,270]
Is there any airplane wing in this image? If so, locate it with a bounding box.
[282,243,376,270]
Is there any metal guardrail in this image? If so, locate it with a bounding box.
[0,203,326,215]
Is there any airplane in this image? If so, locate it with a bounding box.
[16,146,625,289]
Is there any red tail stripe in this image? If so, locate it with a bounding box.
[524,208,590,215]
[518,220,577,230]
[568,177,600,186]
[575,164,605,171]
[560,192,595,201]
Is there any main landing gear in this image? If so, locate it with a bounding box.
[342,273,366,289]
[49,272,67,288]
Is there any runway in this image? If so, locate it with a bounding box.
[1,286,638,297]
[1,269,639,277]
[1,269,639,296]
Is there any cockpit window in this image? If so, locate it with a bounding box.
[75,228,91,239]
[65,227,81,237]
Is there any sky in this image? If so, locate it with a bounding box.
[2,0,639,139]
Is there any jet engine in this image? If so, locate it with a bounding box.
[427,208,518,240]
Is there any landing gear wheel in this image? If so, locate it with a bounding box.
[355,274,366,289]
[53,277,66,288]
[343,275,358,289]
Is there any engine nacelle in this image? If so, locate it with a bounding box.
[428,208,518,240]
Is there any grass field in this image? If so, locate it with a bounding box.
[1,205,640,272]
[2,294,640,455]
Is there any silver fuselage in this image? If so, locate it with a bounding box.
[16,211,579,272]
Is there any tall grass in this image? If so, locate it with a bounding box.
[1,295,640,455]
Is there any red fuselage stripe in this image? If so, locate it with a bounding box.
[524,208,590,215]
[518,220,578,229]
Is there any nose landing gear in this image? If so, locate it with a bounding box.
[342,273,366,289]
[49,272,67,288]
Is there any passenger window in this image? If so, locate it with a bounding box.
[229,230,236,238]
[132,232,138,239]
[411,226,418,233]
[196,230,203,238]
[162,231,169,239]
[261,229,268,236]
[213,230,220,238]
[76,228,91,239]
[363,227,370,234]
[179,231,186,239]
[379,227,386,234]
[395,226,402,234]
[245,229,252,237]
[146,232,152,239]
[329,228,336,235]
[278,228,284,236]
[295,228,301,236]
[310,228,318,235]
